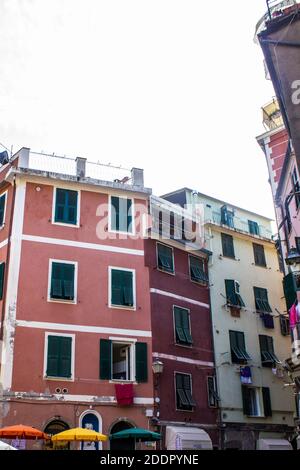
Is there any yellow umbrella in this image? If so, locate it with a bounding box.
[51,427,108,442]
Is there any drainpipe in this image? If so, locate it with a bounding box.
[206,253,223,450]
[0,174,16,340]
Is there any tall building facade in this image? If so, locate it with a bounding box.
[145,195,218,450]
[0,147,154,449]
[163,188,295,450]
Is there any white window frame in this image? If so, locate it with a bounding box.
[47,259,78,304]
[52,186,81,228]
[109,337,136,383]
[108,194,135,235]
[174,371,194,413]
[0,190,8,229]
[156,242,175,275]
[43,331,75,381]
[172,304,192,348]
[108,266,136,310]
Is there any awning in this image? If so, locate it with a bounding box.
[257,439,292,450]
[165,426,212,450]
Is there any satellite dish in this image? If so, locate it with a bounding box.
[0,151,9,166]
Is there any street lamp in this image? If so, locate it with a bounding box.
[152,360,164,375]
[285,247,300,273]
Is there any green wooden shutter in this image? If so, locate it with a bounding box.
[55,189,77,225]
[283,273,297,310]
[100,339,112,380]
[174,307,186,344]
[0,193,6,226]
[225,280,236,305]
[66,190,78,225]
[59,337,72,378]
[241,386,251,415]
[221,234,235,258]
[157,244,174,272]
[46,336,60,377]
[135,342,148,383]
[127,199,133,232]
[181,309,192,344]
[51,263,75,300]
[253,244,266,267]
[111,269,133,306]
[0,262,5,300]
[262,387,272,417]
[111,196,120,231]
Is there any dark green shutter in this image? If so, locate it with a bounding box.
[111,196,119,231]
[241,386,251,415]
[51,263,75,300]
[279,315,289,336]
[59,337,72,378]
[111,269,133,306]
[221,233,235,258]
[135,342,148,382]
[174,307,192,345]
[0,193,6,226]
[46,336,72,378]
[100,339,112,380]
[174,308,186,344]
[262,387,272,417]
[283,273,297,310]
[0,262,5,300]
[254,287,272,313]
[46,336,60,377]
[253,244,266,267]
[157,244,174,272]
[55,189,77,225]
[225,280,236,305]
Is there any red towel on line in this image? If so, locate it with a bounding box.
[115,383,134,405]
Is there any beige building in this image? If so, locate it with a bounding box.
[163,188,296,450]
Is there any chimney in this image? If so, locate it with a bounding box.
[76,157,87,178]
[14,147,30,168]
[131,167,144,188]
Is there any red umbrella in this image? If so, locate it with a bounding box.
[0,424,49,440]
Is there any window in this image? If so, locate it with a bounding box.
[0,192,6,227]
[45,334,73,379]
[174,306,192,346]
[175,373,196,411]
[242,386,272,417]
[221,205,234,228]
[292,167,300,210]
[253,287,272,313]
[157,243,174,274]
[225,280,245,308]
[241,387,261,417]
[49,261,76,302]
[0,262,5,300]
[248,220,260,236]
[189,255,208,284]
[229,331,251,364]
[279,315,290,336]
[221,233,235,258]
[253,243,266,267]
[99,339,147,382]
[207,376,219,408]
[110,268,135,308]
[283,272,300,310]
[54,188,78,225]
[259,335,279,367]
[110,196,133,233]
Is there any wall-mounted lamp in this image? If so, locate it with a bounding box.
[152,360,164,375]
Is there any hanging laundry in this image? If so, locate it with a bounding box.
[115,383,134,405]
[240,366,252,384]
[261,313,274,329]
[296,302,300,323]
[289,303,297,329]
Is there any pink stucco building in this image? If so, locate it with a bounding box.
[0,147,154,449]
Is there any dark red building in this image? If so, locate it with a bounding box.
[144,195,219,449]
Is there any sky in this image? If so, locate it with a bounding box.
[0,0,276,218]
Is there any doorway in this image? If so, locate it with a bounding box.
[110,420,135,451]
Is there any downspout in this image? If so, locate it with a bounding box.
[207,242,223,449]
[0,174,16,340]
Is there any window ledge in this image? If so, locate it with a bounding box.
[109,380,137,384]
[156,267,175,276]
[109,304,136,311]
[44,376,74,382]
[48,299,77,305]
[52,221,80,228]
[175,342,193,349]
